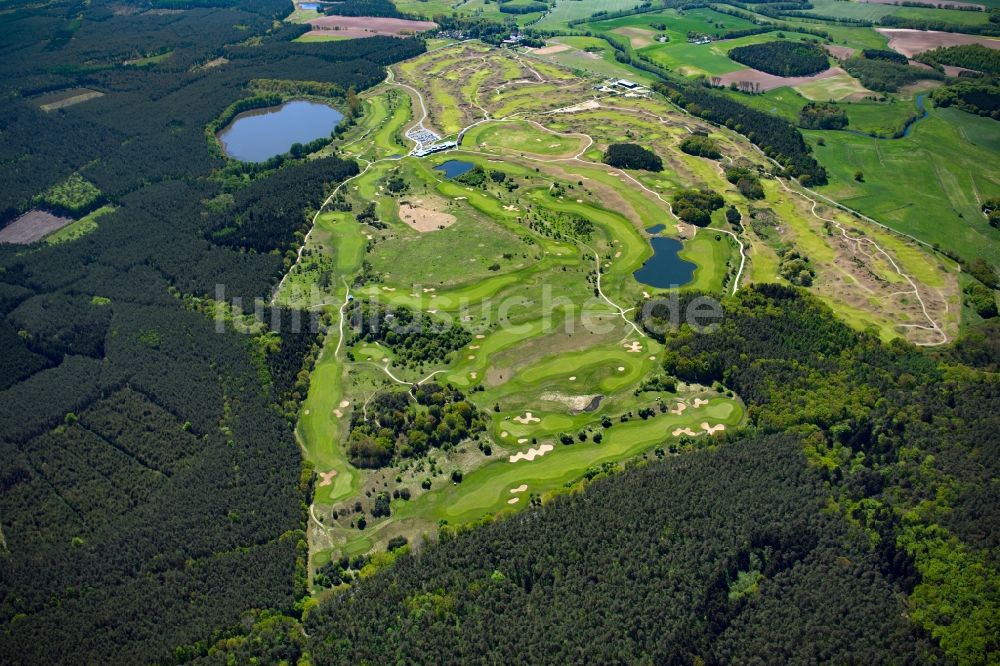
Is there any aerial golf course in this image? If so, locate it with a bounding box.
[275,41,961,573]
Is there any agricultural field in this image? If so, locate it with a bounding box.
[809,105,1000,264]
[277,41,963,577]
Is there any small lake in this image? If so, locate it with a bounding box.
[633,237,696,288]
[217,100,344,162]
[434,160,475,179]
[646,224,666,234]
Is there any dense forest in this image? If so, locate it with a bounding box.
[727,40,830,77]
[844,53,944,92]
[932,78,1000,119]
[603,142,665,171]
[798,101,848,129]
[917,44,1000,75]
[0,0,423,662]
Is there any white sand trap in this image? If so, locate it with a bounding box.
[366,234,374,240]
[422,287,436,292]
[701,422,726,435]
[467,354,476,360]
[649,355,656,361]
[624,341,642,353]
[470,371,478,379]
[509,443,554,463]
[428,309,438,314]
[518,438,529,444]
[454,196,467,200]
[643,291,651,299]
[514,411,541,424]
[510,484,528,494]
[399,203,456,232]
[507,497,520,504]
[476,334,486,339]
[569,376,577,381]
[469,344,480,349]
[673,427,698,437]
[693,398,709,408]
[615,251,621,258]
[617,366,626,372]
[333,409,343,418]
[576,199,583,203]
[381,286,397,291]
[339,400,350,408]
[304,409,310,415]
[500,431,508,437]
[318,470,338,487]
[502,204,520,211]
[670,402,687,416]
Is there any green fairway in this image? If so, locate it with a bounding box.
[281,41,965,570]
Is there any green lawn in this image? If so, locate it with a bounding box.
[536,0,647,28]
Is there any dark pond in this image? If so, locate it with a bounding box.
[646,224,666,234]
[217,100,344,162]
[434,159,475,178]
[633,237,696,288]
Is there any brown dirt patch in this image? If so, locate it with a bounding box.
[717,66,844,92]
[398,201,456,232]
[306,15,437,39]
[823,44,856,60]
[531,43,572,55]
[611,26,657,49]
[877,29,1000,57]
[0,210,74,244]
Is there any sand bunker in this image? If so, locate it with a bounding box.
[500,431,508,438]
[510,484,528,494]
[476,334,486,339]
[624,341,642,353]
[467,355,476,360]
[510,443,554,463]
[318,470,338,487]
[670,402,687,416]
[514,411,541,424]
[469,344,480,349]
[507,497,520,504]
[333,409,343,418]
[569,376,577,381]
[876,28,1000,57]
[617,366,626,372]
[518,438,529,444]
[339,400,350,408]
[673,427,698,437]
[701,422,726,435]
[399,203,456,231]
[692,398,708,408]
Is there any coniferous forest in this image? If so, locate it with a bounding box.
[0,0,422,662]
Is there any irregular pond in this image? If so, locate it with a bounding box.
[217,100,343,162]
[434,159,475,179]
[646,224,666,234]
[633,236,696,288]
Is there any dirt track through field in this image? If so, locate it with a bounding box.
[306,15,437,39]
